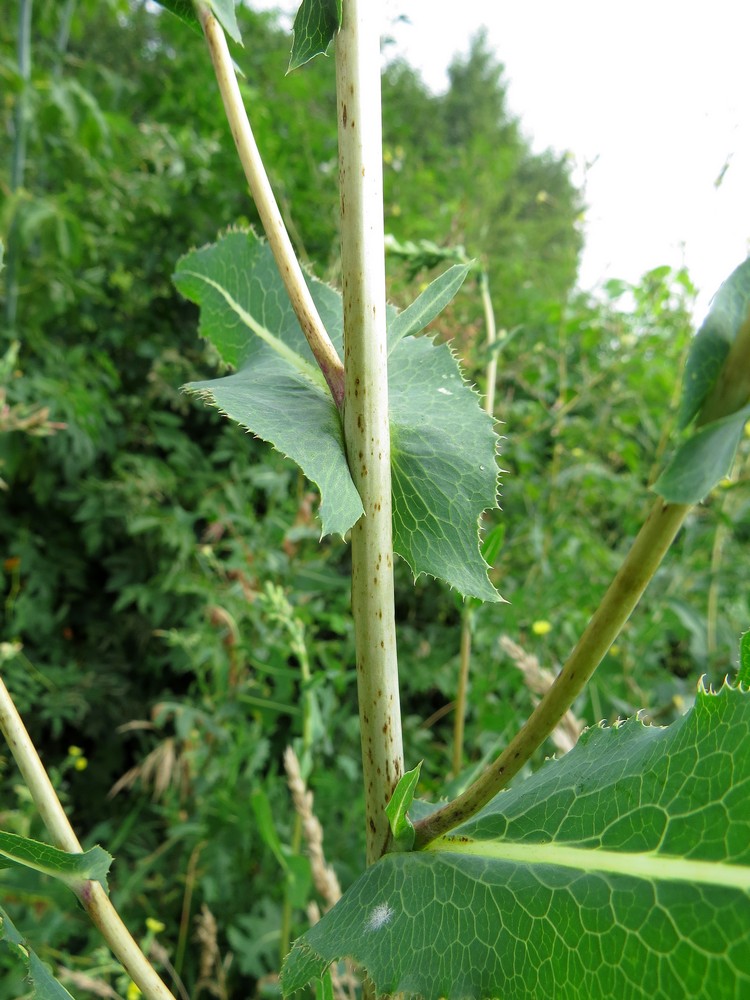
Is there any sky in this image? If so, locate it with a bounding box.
[255,1,750,319]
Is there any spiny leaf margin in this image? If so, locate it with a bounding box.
[0,831,111,891]
[175,230,502,600]
[282,680,750,999]
[174,230,363,538]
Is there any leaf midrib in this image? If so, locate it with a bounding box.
[428,838,750,890]
[184,269,327,388]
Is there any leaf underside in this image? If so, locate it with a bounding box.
[174,230,501,600]
[0,831,111,890]
[652,402,750,503]
[154,0,243,44]
[282,682,750,999]
[678,258,750,429]
[289,0,342,72]
[655,258,750,503]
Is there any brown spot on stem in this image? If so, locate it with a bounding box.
[342,103,347,127]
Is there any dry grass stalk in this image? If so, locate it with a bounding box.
[285,748,358,1000]
[500,635,585,754]
[283,746,341,910]
[56,969,119,998]
[193,904,230,1000]
[109,736,191,801]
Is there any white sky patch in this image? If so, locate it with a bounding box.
[365,902,394,931]
[254,0,750,320]
[381,0,750,319]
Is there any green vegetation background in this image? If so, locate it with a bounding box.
[1,1,748,995]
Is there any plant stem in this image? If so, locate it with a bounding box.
[452,605,473,777]
[195,3,345,408]
[336,0,404,865]
[415,498,689,847]
[479,270,497,417]
[0,677,177,1000]
[281,618,313,960]
[5,0,32,333]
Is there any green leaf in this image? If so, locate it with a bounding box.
[389,337,500,601]
[1,906,76,999]
[174,230,363,539]
[480,522,505,567]
[0,832,111,892]
[154,0,243,45]
[152,0,200,35]
[251,788,288,872]
[652,402,750,504]
[315,969,335,1000]
[175,231,501,600]
[289,0,342,72]
[388,265,472,349]
[282,681,750,999]
[739,632,750,686]
[678,258,750,429]
[385,762,422,851]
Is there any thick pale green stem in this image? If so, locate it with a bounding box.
[0,677,176,1000]
[195,3,345,407]
[415,498,689,847]
[336,0,404,865]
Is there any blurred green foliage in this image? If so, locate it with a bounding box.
[1,1,749,997]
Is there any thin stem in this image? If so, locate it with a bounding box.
[280,620,312,960]
[415,498,689,847]
[452,606,473,777]
[53,0,76,75]
[0,677,177,1000]
[5,0,33,332]
[195,3,345,408]
[336,0,404,865]
[480,271,497,417]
